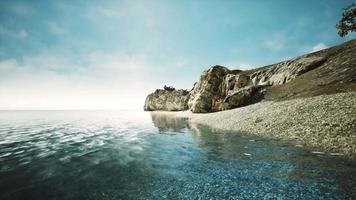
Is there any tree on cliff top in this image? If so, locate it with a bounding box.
[336,3,356,37]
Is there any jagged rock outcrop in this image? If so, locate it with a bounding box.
[144,89,189,111]
[144,39,356,113]
[188,66,233,113]
[187,55,326,113]
[222,73,250,95]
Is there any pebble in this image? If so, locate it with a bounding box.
[330,153,343,156]
[312,151,325,154]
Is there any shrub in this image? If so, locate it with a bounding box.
[163,85,175,91]
[336,3,356,37]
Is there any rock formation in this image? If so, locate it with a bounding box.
[224,85,267,110]
[144,88,190,111]
[188,65,232,113]
[144,39,356,113]
[249,55,326,86]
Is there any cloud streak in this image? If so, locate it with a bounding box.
[47,21,67,35]
[0,25,28,39]
[263,33,285,51]
[311,43,327,52]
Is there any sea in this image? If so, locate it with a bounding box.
[0,110,355,199]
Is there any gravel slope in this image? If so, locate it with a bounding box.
[150,92,356,158]
[188,92,356,159]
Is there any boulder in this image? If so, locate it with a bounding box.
[143,89,190,111]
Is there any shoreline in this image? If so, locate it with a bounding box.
[150,92,356,159]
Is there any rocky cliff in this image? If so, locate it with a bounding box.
[144,39,356,113]
[144,88,190,111]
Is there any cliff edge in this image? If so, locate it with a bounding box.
[144,39,356,113]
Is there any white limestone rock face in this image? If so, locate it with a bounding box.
[222,74,250,96]
[188,65,231,113]
[185,56,326,113]
[144,54,328,113]
[224,85,267,109]
[144,89,190,111]
[250,55,326,86]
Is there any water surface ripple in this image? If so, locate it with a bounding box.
[0,111,355,199]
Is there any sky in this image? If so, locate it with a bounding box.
[0,0,355,110]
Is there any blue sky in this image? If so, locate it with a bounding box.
[0,0,355,109]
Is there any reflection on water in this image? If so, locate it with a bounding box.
[0,111,355,199]
[150,112,189,133]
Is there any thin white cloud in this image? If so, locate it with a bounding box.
[0,25,28,39]
[23,54,74,71]
[85,3,156,29]
[8,3,32,16]
[264,40,284,50]
[96,7,123,17]
[86,6,124,21]
[311,43,327,53]
[222,61,253,70]
[236,63,252,70]
[84,51,156,82]
[263,33,285,51]
[47,22,67,35]
[18,29,28,38]
[0,59,19,72]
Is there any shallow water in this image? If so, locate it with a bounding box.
[0,111,355,200]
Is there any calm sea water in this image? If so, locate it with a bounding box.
[0,111,355,200]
